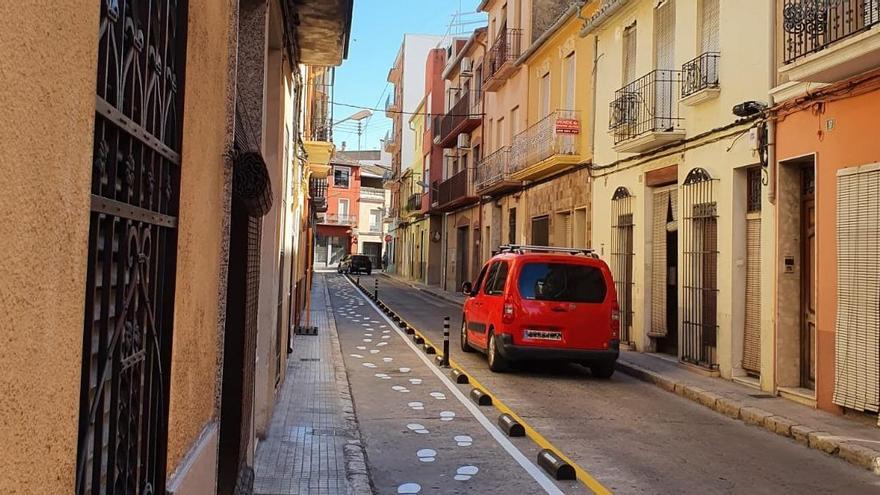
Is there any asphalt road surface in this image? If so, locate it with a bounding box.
[334,273,880,495]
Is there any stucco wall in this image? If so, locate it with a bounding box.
[0,2,101,492]
[165,0,237,475]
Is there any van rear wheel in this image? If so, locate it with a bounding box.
[487,332,509,372]
[590,361,615,379]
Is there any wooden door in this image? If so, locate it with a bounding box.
[801,168,816,390]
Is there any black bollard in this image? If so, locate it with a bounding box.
[441,316,450,367]
[356,276,360,286]
[374,279,378,300]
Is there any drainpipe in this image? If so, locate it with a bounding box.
[767,0,778,206]
[590,34,600,160]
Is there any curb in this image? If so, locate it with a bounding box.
[615,359,880,476]
[324,278,376,495]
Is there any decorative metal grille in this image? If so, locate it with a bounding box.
[783,0,880,63]
[681,168,719,369]
[484,28,522,81]
[747,167,763,213]
[609,70,683,144]
[76,1,189,493]
[611,187,635,344]
[681,52,720,99]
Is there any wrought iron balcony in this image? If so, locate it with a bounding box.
[509,110,581,178]
[406,193,424,213]
[361,187,385,202]
[475,146,519,195]
[309,115,333,142]
[610,70,684,153]
[783,0,880,64]
[432,90,481,148]
[483,28,523,92]
[384,130,400,153]
[681,52,720,101]
[309,178,328,212]
[433,168,476,212]
[385,92,401,117]
[319,213,358,226]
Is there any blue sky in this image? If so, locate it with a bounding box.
[331,0,485,151]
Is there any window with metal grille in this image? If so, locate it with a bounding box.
[747,167,762,213]
[682,168,719,369]
[509,207,517,244]
[531,215,550,246]
[833,163,880,422]
[612,187,635,343]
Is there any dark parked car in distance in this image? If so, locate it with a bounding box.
[338,254,372,275]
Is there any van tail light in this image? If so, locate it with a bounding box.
[611,301,621,339]
[502,298,515,324]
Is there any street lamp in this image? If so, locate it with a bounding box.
[333,110,373,150]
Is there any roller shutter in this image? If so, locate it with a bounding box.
[833,164,880,420]
[650,190,670,337]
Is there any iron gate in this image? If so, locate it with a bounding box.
[611,187,635,344]
[681,168,719,369]
[76,1,189,493]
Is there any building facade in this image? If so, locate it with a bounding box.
[772,0,880,417]
[0,1,353,493]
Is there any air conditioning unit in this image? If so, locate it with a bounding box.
[457,133,471,149]
[461,57,473,75]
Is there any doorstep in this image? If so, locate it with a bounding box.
[616,350,880,476]
[778,386,818,409]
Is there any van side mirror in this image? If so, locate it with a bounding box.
[461,282,473,296]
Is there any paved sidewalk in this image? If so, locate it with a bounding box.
[617,351,880,475]
[253,276,371,495]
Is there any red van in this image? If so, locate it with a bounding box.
[460,245,620,377]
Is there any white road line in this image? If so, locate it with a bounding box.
[341,275,565,495]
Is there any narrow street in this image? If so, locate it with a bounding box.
[331,273,880,494]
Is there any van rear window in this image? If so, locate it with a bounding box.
[517,263,607,303]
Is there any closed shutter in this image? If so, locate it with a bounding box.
[833,164,880,419]
[655,0,675,70]
[651,190,670,337]
[563,212,572,246]
[701,0,720,53]
[742,217,762,373]
[623,24,637,84]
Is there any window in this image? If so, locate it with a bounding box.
[482,262,501,294]
[509,106,520,143]
[496,116,505,147]
[623,23,637,84]
[338,198,349,217]
[531,215,549,246]
[518,263,607,303]
[369,209,381,232]
[473,263,490,292]
[539,73,551,117]
[563,53,576,110]
[485,261,510,296]
[508,207,517,244]
[701,0,720,53]
[334,166,351,188]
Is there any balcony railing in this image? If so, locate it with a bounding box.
[309,178,328,212]
[320,213,358,226]
[435,168,471,209]
[609,70,683,145]
[484,28,523,89]
[406,193,423,212]
[475,146,512,191]
[361,187,385,202]
[433,90,481,147]
[783,0,880,64]
[510,110,580,175]
[309,115,332,142]
[681,52,720,99]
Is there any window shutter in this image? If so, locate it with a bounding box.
[833,164,880,418]
[701,0,720,53]
[742,217,762,373]
[623,24,637,84]
[650,190,670,337]
[654,0,675,71]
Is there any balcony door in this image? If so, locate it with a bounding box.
[338,198,350,222]
[654,0,676,131]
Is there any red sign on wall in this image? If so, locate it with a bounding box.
[384,234,392,242]
[555,119,580,135]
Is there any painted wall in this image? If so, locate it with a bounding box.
[0,2,100,492]
[401,35,445,170]
[775,83,880,412]
[165,0,238,481]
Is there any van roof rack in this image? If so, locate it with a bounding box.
[497,244,598,258]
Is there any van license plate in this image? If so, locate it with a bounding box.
[524,330,562,341]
